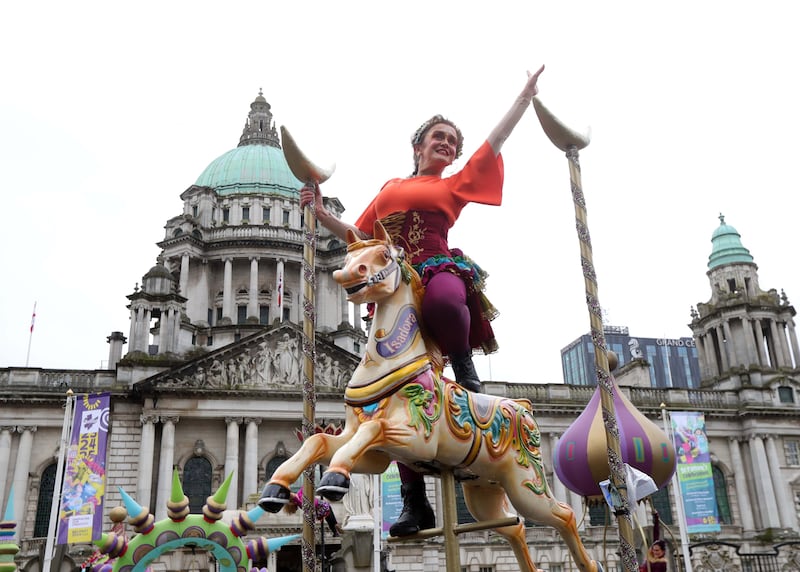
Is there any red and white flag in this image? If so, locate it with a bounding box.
[30,302,37,333]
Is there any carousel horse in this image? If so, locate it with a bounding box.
[259,221,602,572]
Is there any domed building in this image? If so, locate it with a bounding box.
[1,93,799,572]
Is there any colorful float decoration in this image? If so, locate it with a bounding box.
[553,354,677,503]
[91,470,298,572]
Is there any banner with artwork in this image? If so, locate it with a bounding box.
[670,411,720,533]
[57,393,110,544]
[380,462,402,539]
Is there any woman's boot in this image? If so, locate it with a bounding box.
[389,479,435,537]
[449,351,482,393]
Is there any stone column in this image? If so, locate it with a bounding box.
[548,434,568,502]
[223,258,233,321]
[179,253,190,296]
[716,326,730,371]
[12,426,36,529]
[753,319,769,367]
[155,416,178,521]
[137,415,158,509]
[248,257,259,320]
[748,435,781,528]
[694,334,708,378]
[743,317,759,366]
[243,418,261,502]
[769,320,788,367]
[787,319,800,367]
[727,437,754,531]
[722,321,738,367]
[162,307,175,354]
[765,435,798,529]
[777,322,793,368]
[702,335,718,377]
[0,427,14,509]
[225,417,242,509]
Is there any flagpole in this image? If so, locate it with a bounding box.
[43,389,75,572]
[660,406,693,572]
[25,302,36,367]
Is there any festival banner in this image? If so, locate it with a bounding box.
[670,411,720,533]
[380,462,402,539]
[57,393,110,544]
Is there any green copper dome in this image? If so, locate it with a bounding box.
[194,90,302,197]
[708,214,754,269]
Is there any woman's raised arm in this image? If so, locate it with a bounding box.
[487,65,545,155]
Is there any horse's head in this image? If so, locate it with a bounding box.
[333,221,408,305]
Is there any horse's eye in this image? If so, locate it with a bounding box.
[383,249,391,260]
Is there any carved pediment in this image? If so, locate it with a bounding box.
[139,324,358,393]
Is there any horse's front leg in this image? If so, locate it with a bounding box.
[258,431,351,512]
[317,420,386,501]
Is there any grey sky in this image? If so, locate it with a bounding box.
[2,1,798,383]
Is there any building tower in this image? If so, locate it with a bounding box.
[123,90,365,361]
[689,214,800,388]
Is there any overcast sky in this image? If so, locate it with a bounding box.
[2,1,798,384]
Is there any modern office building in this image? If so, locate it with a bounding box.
[561,328,701,388]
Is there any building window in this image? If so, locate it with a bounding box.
[242,206,250,221]
[207,308,213,325]
[778,386,795,403]
[183,456,213,514]
[222,207,230,223]
[207,336,213,346]
[283,209,290,225]
[712,465,732,524]
[650,485,674,525]
[34,463,58,537]
[216,307,223,322]
[354,341,361,354]
[589,503,612,526]
[259,305,269,325]
[192,205,198,218]
[785,439,800,466]
[263,206,271,223]
[237,305,247,324]
[454,481,476,525]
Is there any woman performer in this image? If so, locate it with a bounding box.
[300,65,545,536]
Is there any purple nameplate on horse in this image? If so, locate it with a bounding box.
[375,305,420,358]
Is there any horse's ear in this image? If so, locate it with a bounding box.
[345,228,358,245]
[373,220,389,243]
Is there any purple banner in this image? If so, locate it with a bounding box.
[671,411,720,533]
[57,393,110,544]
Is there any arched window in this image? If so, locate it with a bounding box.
[588,503,611,526]
[265,454,302,492]
[712,465,732,524]
[183,457,212,514]
[34,463,58,537]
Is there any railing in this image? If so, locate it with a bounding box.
[205,225,304,242]
[0,369,118,391]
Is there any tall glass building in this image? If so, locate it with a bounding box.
[561,325,701,388]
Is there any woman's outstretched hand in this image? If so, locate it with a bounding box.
[299,182,324,214]
[522,65,545,100]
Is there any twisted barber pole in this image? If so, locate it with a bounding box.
[281,126,335,572]
[532,97,638,572]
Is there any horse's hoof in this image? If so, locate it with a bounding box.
[257,483,290,513]
[317,472,350,501]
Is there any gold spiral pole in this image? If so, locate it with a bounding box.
[566,145,637,571]
[301,198,317,572]
[532,96,637,571]
[280,125,335,572]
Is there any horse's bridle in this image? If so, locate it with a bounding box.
[366,246,404,288]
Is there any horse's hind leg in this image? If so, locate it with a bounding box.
[504,486,601,572]
[462,484,541,572]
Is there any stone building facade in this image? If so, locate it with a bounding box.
[1,93,799,572]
